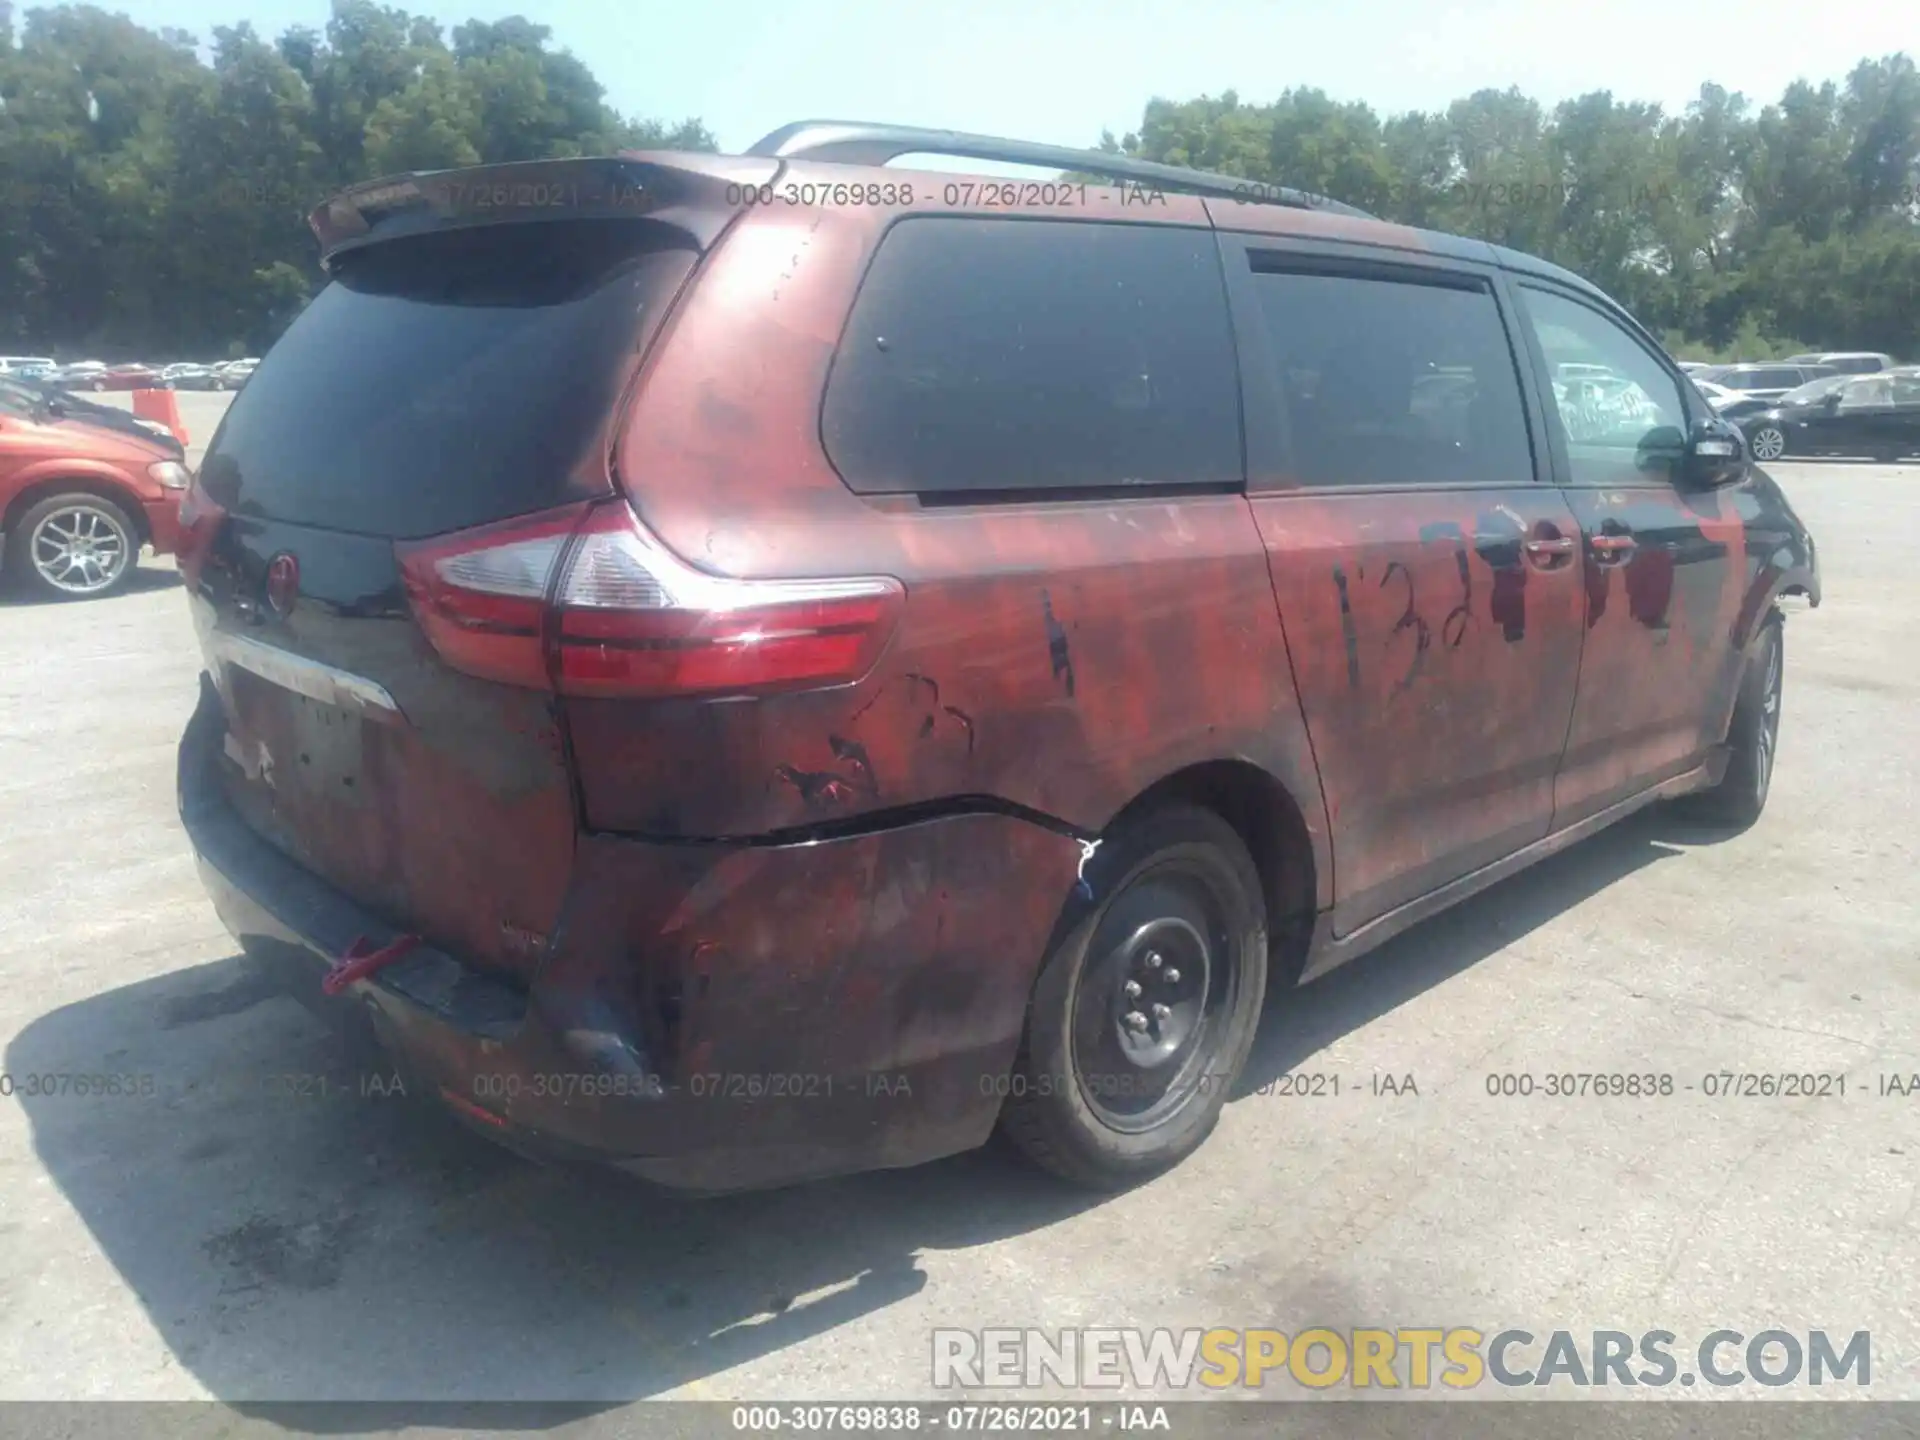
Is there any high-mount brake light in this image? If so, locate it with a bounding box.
[396,501,904,699]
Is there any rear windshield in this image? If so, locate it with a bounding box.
[200,221,695,539]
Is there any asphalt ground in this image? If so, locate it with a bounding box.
[1,428,1915,1417]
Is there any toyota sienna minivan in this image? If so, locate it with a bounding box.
[175,122,1820,1194]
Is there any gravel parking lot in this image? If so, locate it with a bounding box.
[1,447,1916,1409]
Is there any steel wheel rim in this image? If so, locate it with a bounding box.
[1068,861,1241,1133]
[1755,633,1782,803]
[1751,427,1786,461]
[30,502,131,595]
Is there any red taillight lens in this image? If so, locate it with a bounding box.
[396,501,905,699]
[396,505,581,689]
[176,479,226,590]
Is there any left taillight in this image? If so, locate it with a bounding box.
[396,501,905,700]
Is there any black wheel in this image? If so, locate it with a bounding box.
[1747,425,1787,462]
[1682,618,1783,828]
[4,492,140,600]
[999,805,1268,1189]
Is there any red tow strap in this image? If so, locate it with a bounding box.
[322,933,423,996]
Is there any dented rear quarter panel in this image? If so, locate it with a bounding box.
[585,173,1333,907]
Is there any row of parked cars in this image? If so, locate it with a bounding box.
[0,357,258,391]
[1674,353,1917,462]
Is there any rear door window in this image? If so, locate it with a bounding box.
[1239,261,1534,487]
[821,218,1241,496]
[201,222,696,539]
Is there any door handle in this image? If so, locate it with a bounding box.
[1523,535,1577,569]
[1590,533,1637,565]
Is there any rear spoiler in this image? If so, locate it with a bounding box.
[308,153,783,271]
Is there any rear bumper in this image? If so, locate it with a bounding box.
[178,675,1082,1193]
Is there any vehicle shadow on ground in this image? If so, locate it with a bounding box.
[0,565,180,605]
[1236,803,1720,1092]
[7,803,1723,1423]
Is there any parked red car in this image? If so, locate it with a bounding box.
[176,127,1820,1195]
[98,363,162,391]
[0,377,190,598]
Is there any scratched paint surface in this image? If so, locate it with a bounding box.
[192,510,580,986]
[1250,490,1588,933]
[1551,484,1750,823]
[591,178,1331,907]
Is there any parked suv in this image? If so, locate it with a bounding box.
[1783,351,1895,375]
[1696,362,1838,403]
[175,126,1820,1194]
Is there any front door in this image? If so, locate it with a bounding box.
[1512,283,1746,826]
[1221,239,1587,936]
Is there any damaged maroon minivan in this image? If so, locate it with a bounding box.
[177,123,1819,1194]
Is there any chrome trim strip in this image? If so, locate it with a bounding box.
[211,632,406,724]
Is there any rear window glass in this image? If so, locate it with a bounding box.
[822,218,1242,496]
[200,222,694,539]
[1247,265,1535,487]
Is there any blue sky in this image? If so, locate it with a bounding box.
[113,0,1916,154]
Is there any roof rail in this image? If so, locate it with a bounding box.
[746,120,1375,219]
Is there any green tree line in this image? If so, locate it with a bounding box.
[2,2,1916,362]
[1101,63,1920,361]
[0,1,714,356]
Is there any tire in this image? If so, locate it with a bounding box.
[999,804,1269,1189]
[1748,425,1787,462]
[1682,617,1783,828]
[4,492,141,600]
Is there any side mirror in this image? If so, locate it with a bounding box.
[1679,418,1748,488]
[1821,392,1843,412]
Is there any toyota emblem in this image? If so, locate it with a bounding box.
[265,552,300,617]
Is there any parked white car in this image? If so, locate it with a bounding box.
[213,358,259,390]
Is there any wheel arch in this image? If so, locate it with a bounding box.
[1099,759,1320,988]
[2,476,151,546]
